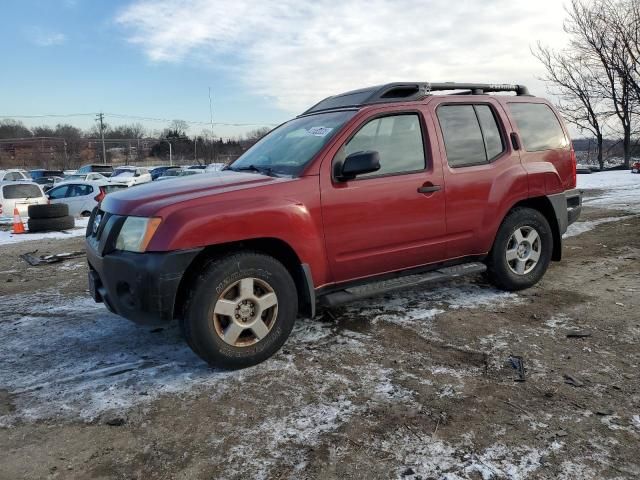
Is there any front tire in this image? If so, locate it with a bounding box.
[181,252,298,369]
[486,207,553,291]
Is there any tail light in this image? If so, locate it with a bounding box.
[94,186,106,203]
[0,204,3,216]
[569,145,577,189]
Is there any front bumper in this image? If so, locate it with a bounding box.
[85,209,202,324]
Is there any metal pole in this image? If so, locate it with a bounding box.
[97,113,107,164]
[63,140,68,171]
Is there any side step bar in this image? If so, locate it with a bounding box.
[319,262,487,308]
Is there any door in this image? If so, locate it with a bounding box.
[320,110,446,282]
[430,99,526,258]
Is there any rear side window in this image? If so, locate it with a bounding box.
[342,114,426,177]
[2,184,43,199]
[437,105,504,167]
[508,103,568,151]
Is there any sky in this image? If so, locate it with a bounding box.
[0,0,572,139]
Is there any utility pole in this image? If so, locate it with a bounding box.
[194,137,197,163]
[168,141,173,166]
[209,87,214,162]
[63,140,68,171]
[96,112,107,164]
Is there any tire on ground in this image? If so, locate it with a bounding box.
[27,215,75,233]
[486,207,553,291]
[28,203,69,219]
[180,251,298,369]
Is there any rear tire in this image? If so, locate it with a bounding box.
[181,252,298,369]
[486,207,553,291]
[28,203,69,219]
[27,215,75,232]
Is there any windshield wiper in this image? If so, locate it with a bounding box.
[231,165,277,177]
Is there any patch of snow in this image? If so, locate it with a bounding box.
[564,215,637,238]
[0,291,357,425]
[579,170,640,213]
[0,217,89,246]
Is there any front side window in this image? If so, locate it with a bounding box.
[47,185,69,199]
[337,114,426,178]
[229,110,356,176]
[508,103,568,151]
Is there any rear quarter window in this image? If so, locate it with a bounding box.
[508,103,568,151]
[2,184,43,199]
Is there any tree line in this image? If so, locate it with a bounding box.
[535,0,640,169]
[0,118,271,168]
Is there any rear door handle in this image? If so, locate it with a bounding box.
[418,185,441,194]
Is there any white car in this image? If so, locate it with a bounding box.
[0,169,31,182]
[205,163,227,172]
[109,166,152,187]
[47,181,127,217]
[63,173,110,183]
[0,181,48,219]
[156,168,206,181]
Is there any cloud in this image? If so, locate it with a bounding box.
[28,27,66,47]
[117,0,570,113]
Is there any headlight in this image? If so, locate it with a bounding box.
[115,216,162,252]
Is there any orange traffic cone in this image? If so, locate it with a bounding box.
[12,207,25,234]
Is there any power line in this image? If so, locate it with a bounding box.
[0,112,278,127]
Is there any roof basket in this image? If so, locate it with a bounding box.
[301,82,531,115]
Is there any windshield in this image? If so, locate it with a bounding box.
[112,169,134,178]
[229,110,355,176]
[3,184,43,199]
[65,175,85,182]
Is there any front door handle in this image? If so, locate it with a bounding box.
[418,184,441,194]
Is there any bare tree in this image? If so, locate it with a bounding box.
[534,44,608,168]
[566,0,638,167]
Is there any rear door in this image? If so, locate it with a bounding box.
[320,107,447,282]
[2,183,46,217]
[429,98,527,258]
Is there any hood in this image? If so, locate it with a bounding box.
[101,170,294,217]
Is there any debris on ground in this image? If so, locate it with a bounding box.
[566,329,592,338]
[508,355,526,382]
[19,250,86,266]
[563,373,585,387]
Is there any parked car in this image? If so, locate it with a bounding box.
[205,163,227,172]
[0,181,48,218]
[186,164,207,170]
[63,173,111,183]
[33,176,64,192]
[47,181,112,217]
[29,169,64,180]
[576,164,593,174]
[86,81,582,369]
[150,165,181,180]
[109,166,152,187]
[155,168,205,181]
[0,169,30,182]
[77,164,114,177]
[632,161,640,173]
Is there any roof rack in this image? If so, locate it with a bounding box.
[302,82,531,115]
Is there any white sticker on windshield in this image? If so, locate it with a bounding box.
[306,126,333,137]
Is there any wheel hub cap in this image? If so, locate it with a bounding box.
[212,277,278,347]
[506,226,541,275]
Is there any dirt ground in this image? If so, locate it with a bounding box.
[0,200,639,479]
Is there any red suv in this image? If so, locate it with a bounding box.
[86,82,582,368]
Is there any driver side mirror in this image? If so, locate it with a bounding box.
[336,150,381,181]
